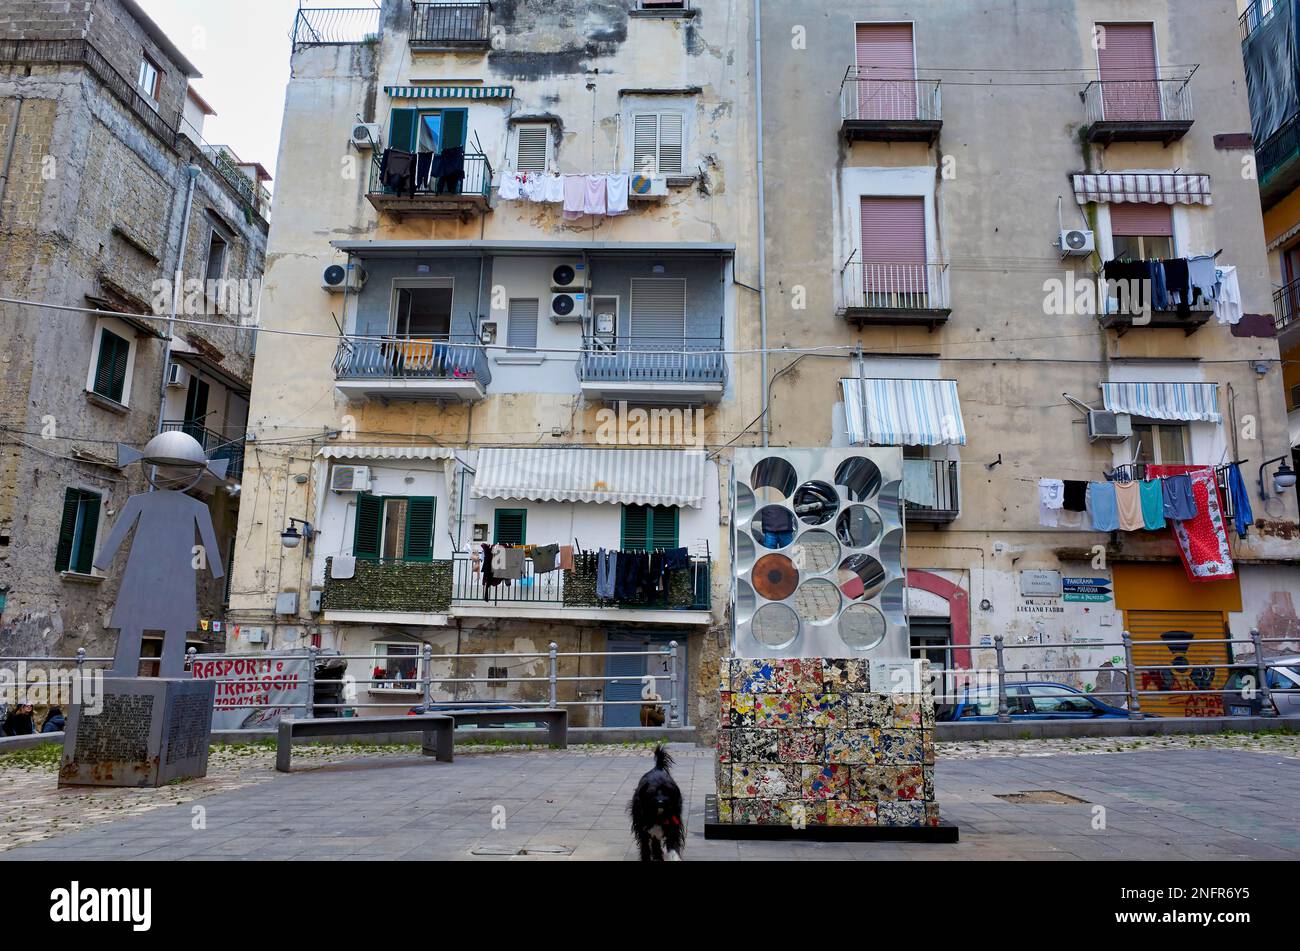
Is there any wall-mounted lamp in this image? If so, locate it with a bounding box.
[1259,456,1298,498]
[281,518,314,550]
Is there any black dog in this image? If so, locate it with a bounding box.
[629,745,684,861]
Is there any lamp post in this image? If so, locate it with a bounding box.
[1258,456,1298,499]
[281,518,314,550]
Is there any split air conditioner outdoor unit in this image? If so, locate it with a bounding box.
[330,464,371,492]
[1059,228,1095,257]
[551,291,585,322]
[1087,410,1132,442]
[323,263,366,293]
[351,123,381,150]
[166,362,191,388]
[629,173,668,199]
[551,262,587,291]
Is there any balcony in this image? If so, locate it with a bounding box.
[840,72,942,144]
[1081,78,1194,145]
[333,335,492,402]
[1240,0,1281,44]
[160,420,245,482]
[903,459,960,525]
[321,558,452,625]
[839,261,951,329]
[577,336,726,405]
[1098,272,1213,336]
[291,7,381,48]
[1274,276,1300,340]
[1257,112,1300,208]
[410,2,492,50]
[367,149,494,220]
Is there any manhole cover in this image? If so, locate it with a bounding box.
[994,790,1090,805]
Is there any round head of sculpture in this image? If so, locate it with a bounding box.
[138,431,212,491]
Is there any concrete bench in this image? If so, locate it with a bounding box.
[439,707,568,748]
[275,715,454,772]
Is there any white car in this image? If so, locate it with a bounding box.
[1223,656,1300,717]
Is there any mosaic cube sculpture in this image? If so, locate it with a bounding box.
[714,657,940,828]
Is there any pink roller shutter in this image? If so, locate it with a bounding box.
[1097,23,1161,121]
[855,23,917,120]
[860,196,927,301]
[1109,203,1173,236]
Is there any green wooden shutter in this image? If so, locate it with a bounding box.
[404,497,436,561]
[650,506,680,550]
[353,493,384,559]
[93,329,129,403]
[54,489,81,572]
[388,108,417,151]
[622,505,679,551]
[72,493,100,574]
[494,509,527,546]
[441,108,468,149]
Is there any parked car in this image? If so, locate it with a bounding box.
[940,681,1135,722]
[1222,657,1300,717]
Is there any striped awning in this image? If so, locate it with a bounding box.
[842,378,967,446]
[318,446,458,461]
[1073,172,1212,206]
[385,85,513,100]
[472,448,707,508]
[1101,382,1222,423]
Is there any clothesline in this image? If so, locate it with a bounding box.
[498,170,633,218]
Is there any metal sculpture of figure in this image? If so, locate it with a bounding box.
[93,431,227,678]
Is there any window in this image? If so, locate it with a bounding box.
[372,643,420,691]
[1109,204,1174,261]
[1129,421,1189,465]
[1026,685,1096,715]
[204,229,228,284]
[506,298,539,351]
[393,281,453,338]
[514,124,550,172]
[494,508,527,546]
[1095,23,1160,122]
[854,23,918,120]
[55,488,101,575]
[90,326,131,404]
[631,112,685,175]
[859,196,928,302]
[621,505,679,551]
[353,494,435,561]
[137,53,161,102]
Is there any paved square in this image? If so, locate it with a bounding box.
[3,742,1298,860]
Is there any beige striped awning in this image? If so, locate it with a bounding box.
[1072,172,1212,206]
[472,448,707,508]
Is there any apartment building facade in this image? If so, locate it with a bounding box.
[226,0,760,727]
[758,0,1299,716]
[0,0,267,667]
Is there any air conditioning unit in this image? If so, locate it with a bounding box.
[166,362,191,388]
[629,173,669,199]
[1059,229,1096,257]
[1087,410,1132,442]
[350,123,380,150]
[330,464,371,492]
[551,262,587,291]
[551,291,585,322]
[323,263,366,293]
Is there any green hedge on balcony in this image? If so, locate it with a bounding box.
[322,557,452,614]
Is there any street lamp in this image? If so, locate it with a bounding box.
[281,518,314,550]
[1258,456,1298,498]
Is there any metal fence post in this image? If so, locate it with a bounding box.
[993,635,1010,723]
[548,642,558,709]
[305,644,318,719]
[1251,628,1276,717]
[1121,629,1143,719]
[668,640,680,728]
[421,642,434,707]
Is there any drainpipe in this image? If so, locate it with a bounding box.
[753,0,769,447]
[157,164,202,438]
[0,97,23,231]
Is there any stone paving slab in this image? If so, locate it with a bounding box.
[2,743,1298,861]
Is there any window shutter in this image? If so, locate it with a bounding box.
[388,108,417,151]
[650,506,680,550]
[621,505,650,550]
[403,497,436,562]
[1109,202,1173,237]
[515,125,548,172]
[860,196,927,265]
[657,112,684,174]
[629,279,686,342]
[494,509,527,546]
[94,329,129,403]
[55,489,81,573]
[73,493,100,574]
[632,113,660,174]
[623,505,680,551]
[441,108,468,149]
[353,493,384,559]
[506,298,539,350]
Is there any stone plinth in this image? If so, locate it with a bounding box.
[59,678,216,787]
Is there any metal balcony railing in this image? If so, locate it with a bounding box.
[1082,78,1193,125]
[1240,0,1281,43]
[333,335,492,386]
[410,1,492,46]
[577,336,726,385]
[840,261,950,312]
[1273,276,1300,333]
[451,553,712,611]
[903,459,959,522]
[160,420,245,481]
[1257,111,1300,185]
[291,7,382,48]
[840,71,941,124]
[369,149,494,200]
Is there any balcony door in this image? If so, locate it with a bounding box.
[183,374,210,444]
[859,196,928,306]
[855,23,917,120]
[392,282,454,340]
[628,278,687,377]
[388,107,468,192]
[1097,23,1161,121]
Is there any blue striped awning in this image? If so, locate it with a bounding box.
[385,85,513,100]
[1101,382,1221,423]
[842,378,967,447]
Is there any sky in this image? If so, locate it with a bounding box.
[136,0,303,182]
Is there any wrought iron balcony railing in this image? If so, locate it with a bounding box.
[577,336,726,385]
[291,7,382,48]
[333,335,492,387]
[160,420,245,481]
[840,261,950,313]
[368,149,494,200]
[1082,78,1194,127]
[410,2,492,47]
[840,72,942,125]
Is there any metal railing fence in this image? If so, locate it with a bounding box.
[1082,78,1193,125]
[291,7,382,48]
[840,72,941,124]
